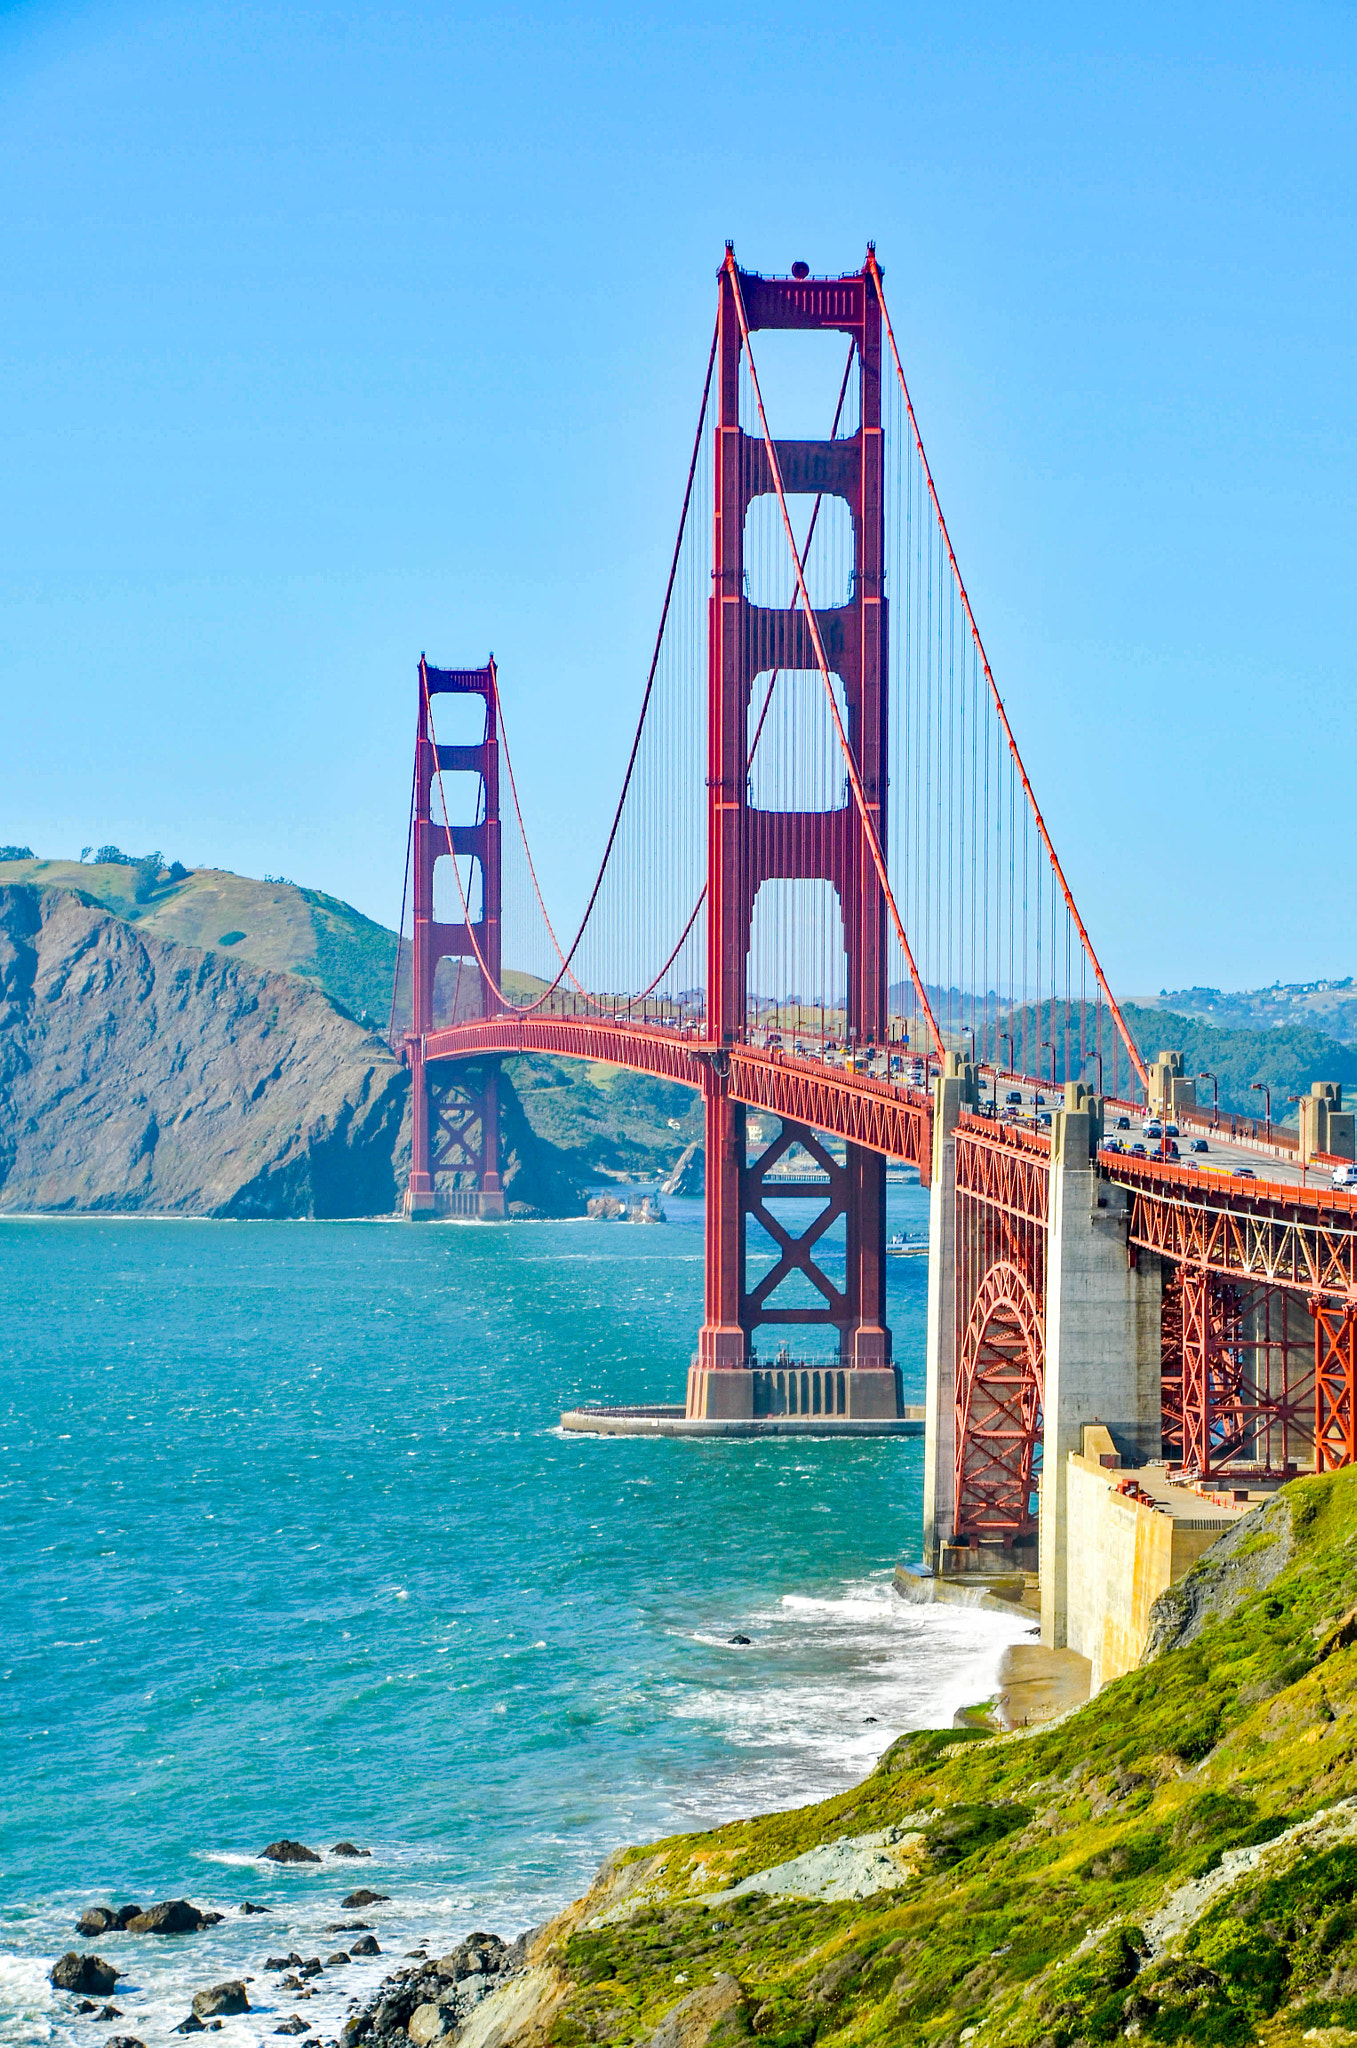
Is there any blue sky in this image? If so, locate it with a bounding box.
[1,1,1353,995]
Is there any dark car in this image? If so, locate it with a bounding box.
[1005,1090,1022,1105]
[1115,1115,1131,1130]
[1130,1142,1147,1157]
[1191,1137,1209,1154]
[1232,1166,1256,1179]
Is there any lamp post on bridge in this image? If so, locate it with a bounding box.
[1252,1082,1272,1145]
[1288,1095,1305,1184]
[1199,1070,1219,1131]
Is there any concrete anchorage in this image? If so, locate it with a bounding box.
[1039,1095,1162,1648]
[918,1074,1163,1643]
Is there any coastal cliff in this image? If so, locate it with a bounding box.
[0,885,585,1218]
[381,1469,1357,2048]
[0,884,408,1216]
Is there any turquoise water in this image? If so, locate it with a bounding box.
[0,1190,1026,2045]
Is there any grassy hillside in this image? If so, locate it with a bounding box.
[1155,978,1357,1045]
[0,856,398,1025]
[483,1469,1357,2048]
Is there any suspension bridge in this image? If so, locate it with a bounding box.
[389,246,1357,1656]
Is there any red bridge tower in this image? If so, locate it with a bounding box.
[687,254,902,1422]
[403,656,506,1219]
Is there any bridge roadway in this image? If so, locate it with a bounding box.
[421,1014,1357,1270]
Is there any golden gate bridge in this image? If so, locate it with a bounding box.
[387,246,1357,1644]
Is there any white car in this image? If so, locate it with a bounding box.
[1331,1164,1357,1191]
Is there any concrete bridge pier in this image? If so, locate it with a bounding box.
[922,1056,974,1566]
[1039,1096,1162,1648]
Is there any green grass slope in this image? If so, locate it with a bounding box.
[0,856,399,1025]
[503,1470,1357,2048]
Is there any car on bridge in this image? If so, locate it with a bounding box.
[1115,1115,1131,1130]
[1191,1137,1210,1153]
[1331,1164,1357,1190]
[1005,1090,1022,1105]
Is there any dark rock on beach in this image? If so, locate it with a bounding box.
[327,1952,351,1966]
[94,2005,123,2021]
[106,2037,146,2048]
[172,2015,205,2034]
[126,1900,220,1934]
[77,1907,143,1937]
[727,1633,752,1645]
[261,1840,322,1865]
[51,1954,120,1995]
[330,1843,370,1858]
[324,1922,372,1933]
[265,1956,304,1971]
[341,1891,388,1909]
[275,2021,311,2037]
[348,1936,380,1957]
[239,1901,270,1915]
[191,1983,250,2019]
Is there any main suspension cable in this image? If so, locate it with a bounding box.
[423,314,721,1020]
[865,248,1147,1093]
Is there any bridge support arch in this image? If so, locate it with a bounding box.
[955,1261,1044,1547]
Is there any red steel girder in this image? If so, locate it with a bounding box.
[726,1049,930,1177]
[421,1022,933,1171]
[954,1117,1051,1226]
[1123,1170,1357,1297]
[1313,1297,1357,1472]
[741,1122,850,1338]
[424,1015,710,1089]
[1173,1266,1315,1482]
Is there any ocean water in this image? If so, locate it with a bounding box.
[0,1187,1029,2047]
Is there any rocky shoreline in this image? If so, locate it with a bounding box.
[43,1844,539,2048]
[44,1477,1357,2048]
[337,1931,531,2048]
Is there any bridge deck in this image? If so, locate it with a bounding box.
[421,1016,1357,1232]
